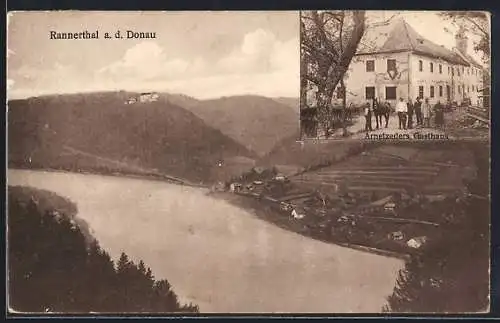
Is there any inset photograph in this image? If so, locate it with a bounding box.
[300,11,490,141]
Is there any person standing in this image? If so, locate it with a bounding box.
[364,101,373,132]
[414,97,423,126]
[434,100,445,129]
[373,98,380,129]
[407,98,414,129]
[422,98,432,128]
[396,97,408,130]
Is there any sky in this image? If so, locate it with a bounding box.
[367,11,487,64]
[7,11,299,100]
[7,11,488,100]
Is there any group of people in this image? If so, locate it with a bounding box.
[364,97,446,132]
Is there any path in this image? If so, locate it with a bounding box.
[348,112,450,140]
[62,145,202,187]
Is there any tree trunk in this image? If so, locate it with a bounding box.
[341,78,348,137]
[321,11,366,138]
[301,11,366,139]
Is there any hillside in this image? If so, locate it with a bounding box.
[8,185,199,313]
[8,92,256,184]
[178,95,299,156]
[258,131,369,170]
[272,97,299,111]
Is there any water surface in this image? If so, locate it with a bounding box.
[8,169,403,313]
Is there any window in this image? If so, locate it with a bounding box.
[365,86,375,100]
[452,67,454,76]
[387,59,396,72]
[447,85,450,97]
[458,86,461,94]
[448,66,450,74]
[457,67,460,76]
[430,86,435,98]
[419,60,423,72]
[467,85,470,93]
[439,64,442,74]
[386,86,397,100]
[439,86,443,97]
[462,85,465,94]
[462,66,464,74]
[366,60,375,72]
[472,85,475,91]
[467,68,470,75]
[430,62,434,73]
[418,86,424,99]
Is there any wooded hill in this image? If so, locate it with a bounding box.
[8,92,257,184]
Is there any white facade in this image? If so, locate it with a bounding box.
[341,51,482,107]
[341,51,411,107]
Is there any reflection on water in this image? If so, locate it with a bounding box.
[8,169,403,313]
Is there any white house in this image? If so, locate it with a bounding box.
[338,18,484,107]
[125,92,160,104]
[407,236,428,249]
[138,92,160,103]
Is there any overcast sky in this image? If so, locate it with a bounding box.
[7,11,299,99]
[368,11,486,63]
[7,11,487,100]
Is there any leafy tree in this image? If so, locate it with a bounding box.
[301,10,366,138]
[439,11,490,63]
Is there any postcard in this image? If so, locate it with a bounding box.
[6,10,491,315]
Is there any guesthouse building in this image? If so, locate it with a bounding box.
[337,18,485,107]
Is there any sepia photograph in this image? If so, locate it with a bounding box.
[6,10,490,315]
[300,11,490,141]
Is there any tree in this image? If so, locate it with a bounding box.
[439,11,490,63]
[301,10,366,138]
[8,187,200,314]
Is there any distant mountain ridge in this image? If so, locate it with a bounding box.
[272,97,299,112]
[162,93,299,156]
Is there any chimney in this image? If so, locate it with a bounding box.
[455,26,468,54]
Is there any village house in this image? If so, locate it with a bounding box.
[336,18,484,107]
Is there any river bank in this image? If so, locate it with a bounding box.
[208,191,411,261]
[7,164,209,189]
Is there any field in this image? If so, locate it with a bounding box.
[289,144,474,196]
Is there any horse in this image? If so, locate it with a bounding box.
[374,100,391,129]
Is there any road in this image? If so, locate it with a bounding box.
[62,145,204,187]
[347,112,450,140]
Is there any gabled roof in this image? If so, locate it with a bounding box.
[356,18,469,66]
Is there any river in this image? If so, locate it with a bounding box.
[7,169,403,313]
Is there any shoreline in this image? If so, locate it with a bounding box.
[7,164,209,189]
[209,191,411,261]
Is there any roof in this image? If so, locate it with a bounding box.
[356,18,469,66]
